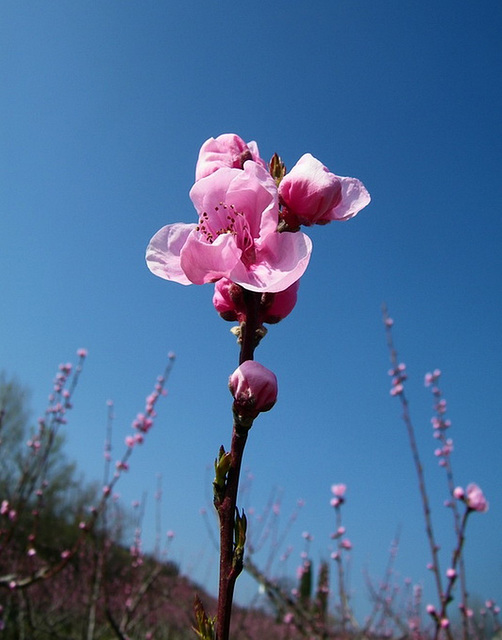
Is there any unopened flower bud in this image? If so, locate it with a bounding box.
[213,279,246,322]
[229,361,278,423]
[259,280,299,324]
[453,486,465,500]
[214,278,299,325]
[278,153,370,228]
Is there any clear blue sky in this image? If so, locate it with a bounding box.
[1,0,501,622]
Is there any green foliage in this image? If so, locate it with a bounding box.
[0,371,99,559]
[0,372,31,499]
[298,560,312,609]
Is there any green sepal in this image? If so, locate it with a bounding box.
[269,153,286,187]
[193,595,216,640]
[213,446,232,502]
[233,507,247,567]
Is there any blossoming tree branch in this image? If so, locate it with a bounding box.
[146,133,370,640]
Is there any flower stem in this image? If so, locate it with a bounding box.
[215,427,248,640]
[215,289,261,640]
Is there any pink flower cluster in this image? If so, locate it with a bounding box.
[453,483,489,513]
[330,483,347,507]
[388,362,407,396]
[146,133,370,316]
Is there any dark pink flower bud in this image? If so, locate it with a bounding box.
[213,278,246,322]
[278,153,370,228]
[229,360,278,420]
[195,133,267,181]
[259,280,299,324]
[213,278,300,325]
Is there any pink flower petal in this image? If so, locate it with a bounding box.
[195,133,266,180]
[146,223,196,285]
[329,176,371,221]
[234,231,312,293]
[180,232,242,284]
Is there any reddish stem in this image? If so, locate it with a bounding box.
[215,427,248,640]
[215,289,261,640]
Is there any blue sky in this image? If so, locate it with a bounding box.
[1,0,501,622]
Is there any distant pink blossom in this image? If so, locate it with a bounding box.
[446,568,457,579]
[465,483,489,512]
[331,483,347,497]
[146,162,312,293]
[341,538,352,550]
[195,133,267,181]
[283,612,294,625]
[278,153,370,228]
[390,382,403,396]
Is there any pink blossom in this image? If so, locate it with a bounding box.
[229,360,278,418]
[341,538,353,550]
[283,612,294,625]
[278,153,370,228]
[147,162,312,293]
[331,483,347,497]
[446,568,457,579]
[390,382,403,396]
[466,483,489,512]
[195,133,267,181]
